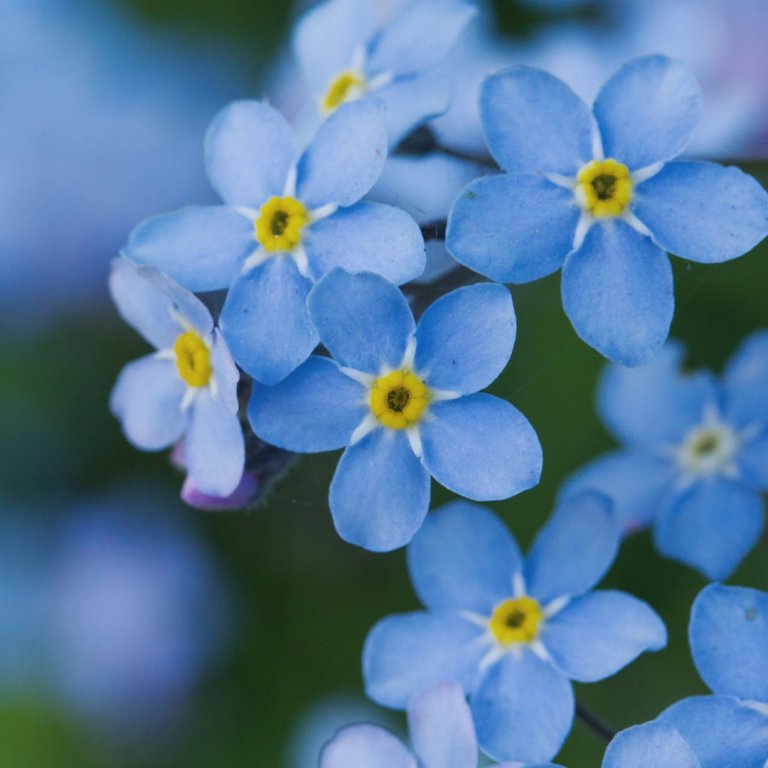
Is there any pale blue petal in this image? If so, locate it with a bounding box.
[655,478,764,580]
[661,696,768,768]
[525,492,619,604]
[739,435,768,491]
[561,219,674,366]
[123,206,254,292]
[560,451,678,533]
[420,395,542,501]
[602,721,700,768]
[415,283,516,394]
[722,330,768,429]
[690,583,768,701]
[204,100,296,206]
[635,161,768,263]
[472,652,574,763]
[407,501,523,615]
[480,66,594,175]
[210,330,240,414]
[363,612,485,709]
[330,429,430,551]
[408,681,477,768]
[220,257,318,385]
[248,357,366,453]
[308,269,415,374]
[305,202,425,285]
[446,174,578,284]
[110,356,185,451]
[594,56,701,169]
[543,590,666,683]
[320,724,416,768]
[297,100,387,209]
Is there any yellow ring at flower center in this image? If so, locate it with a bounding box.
[488,596,543,645]
[322,70,367,114]
[255,196,309,253]
[577,158,632,218]
[369,370,429,429]
[174,330,212,388]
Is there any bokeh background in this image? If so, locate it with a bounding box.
[1,0,767,765]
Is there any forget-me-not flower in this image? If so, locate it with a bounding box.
[248,268,542,552]
[661,583,768,768]
[447,55,768,366]
[363,496,666,761]
[562,334,768,579]
[123,99,425,384]
[109,259,244,497]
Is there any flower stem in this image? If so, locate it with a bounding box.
[576,701,616,743]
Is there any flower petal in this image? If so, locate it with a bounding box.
[330,429,430,551]
[722,329,768,429]
[308,269,415,374]
[602,722,700,768]
[420,394,542,501]
[654,478,764,580]
[407,501,523,615]
[248,357,366,453]
[525,492,619,604]
[594,56,701,170]
[210,330,240,414]
[204,100,296,206]
[446,174,578,284]
[472,652,574,763]
[561,219,673,366]
[305,202,425,285]
[739,435,768,492]
[220,257,318,385]
[480,66,594,175]
[363,612,485,709]
[123,206,254,292]
[320,724,416,768]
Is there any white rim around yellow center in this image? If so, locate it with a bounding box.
[488,596,544,645]
[254,196,309,253]
[174,330,212,388]
[321,69,367,114]
[576,158,633,218]
[678,422,739,476]
[369,370,430,430]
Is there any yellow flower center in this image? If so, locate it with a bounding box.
[254,196,309,253]
[174,331,212,388]
[488,596,543,645]
[577,158,633,218]
[321,69,367,114]
[369,370,430,430]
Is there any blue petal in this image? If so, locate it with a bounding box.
[661,696,768,768]
[739,435,768,492]
[408,681,477,768]
[363,612,485,709]
[366,0,476,76]
[420,394,542,501]
[305,202,425,285]
[689,583,768,701]
[480,66,594,175]
[594,56,701,170]
[297,100,387,209]
[320,724,416,768]
[248,357,366,453]
[525,492,619,604]
[110,356,185,451]
[560,451,678,533]
[543,590,666,683]
[210,330,240,414]
[635,161,768,263]
[655,478,764,580]
[472,652,574,763]
[561,219,673,366]
[124,206,254,292]
[446,174,578,284]
[330,429,430,551]
[415,283,516,394]
[204,100,296,206]
[308,269,415,374]
[220,257,318,385]
[602,722,700,768]
[722,330,768,429]
[407,501,523,615]
[596,340,719,449]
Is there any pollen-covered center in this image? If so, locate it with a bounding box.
[369,370,429,430]
[255,196,309,253]
[679,423,738,476]
[576,158,633,218]
[174,331,212,388]
[489,596,543,645]
[322,69,367,114]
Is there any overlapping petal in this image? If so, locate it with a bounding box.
[602,722,700,768]
[722,330,768,429]
[320,724,416,768]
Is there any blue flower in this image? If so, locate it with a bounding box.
[247,268,542,551]
[562,334,768,579]
[362,495,667,762]
[123,99,425,384]
[446,55,768,366]
[109,259,244,497]
[293,0,477,146]
[660,583,768,768]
